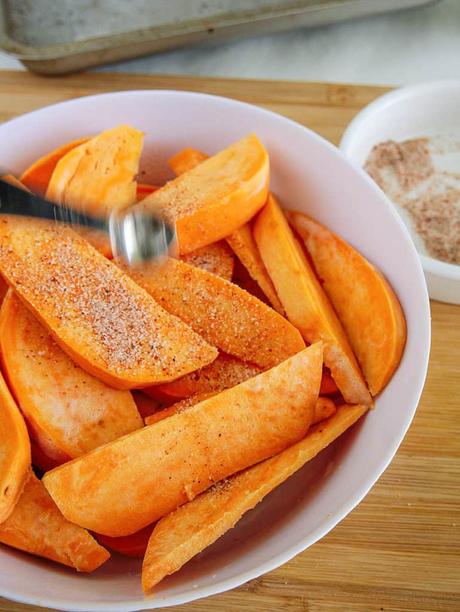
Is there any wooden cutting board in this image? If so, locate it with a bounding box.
[0,70,458,612]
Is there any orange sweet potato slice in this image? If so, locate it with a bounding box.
[0,291,143,459]
[254,195,371,406]
[142,403,367,591]
[146,353,263,401]
[0,472,109,571]
[138,134,269,254]
[168,147,282,311]
[146,394,335,427]
[137,183,159,201]
[119,257,305,369]
[46,125,143,216]
[43,344,323,537]
[289,213,407,395]
[181,241,234,281]
[95,523,154,559]
[168,147,208,176]
[0,370,31,523]
[20,137,89,196]
[0,217,217,389]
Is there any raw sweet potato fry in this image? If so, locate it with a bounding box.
[145,353,262,401]
[138,134,269,254]
[20,137,89,196]
[289,213,407,395]
[46,125,143,217]
[0,369,31,523]
[168,146,282,311]
[142,403,367,591]
[43,344,323,537]
[320,370,339,395]
[95,524,154,559]
[119,257,305,370]
[145,394,335,427]
[254,195,372,405]
[0,291,143,460]
[137,183,159,201]
[0,217,217,389]
[0,472,109,571]
[181,241,234,281]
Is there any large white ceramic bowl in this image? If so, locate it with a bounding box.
[0,91,430,612]
[340,80,460,304]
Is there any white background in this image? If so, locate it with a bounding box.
[0,0,459,86]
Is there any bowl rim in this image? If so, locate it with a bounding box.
[339,79,460,280]
[0,89,431,612]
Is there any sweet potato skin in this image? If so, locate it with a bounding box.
[0,217,217,389]
[289,212,406,395]
[119,257,305,369]
[0,472,109,571]
[43,344,322,537]
[254,195,371,406]
[0,291,143,460]
[139,134,269,254]
[168,146,282,310]
[0,369,31,523]
[142,403,367,591]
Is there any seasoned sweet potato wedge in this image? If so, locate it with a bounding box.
[0,472,109,571]
[145,394,335,427]
[137,183,159,201]
[138,134,269,254]
[168,146,282,310]
[146,353,262,401]
[142,403,367,591]
[119,257,304,369]
[46,125,143,216]
[20,137,89,196]
[0,217,217,389]
[289,213,406,395]
[43,344,323,537]
[181,241,234,281]
[95,524,154,559]
[0,370,30,523]
[254,195,371,405]
[0,291,143,460]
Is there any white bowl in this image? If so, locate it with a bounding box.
[0,91,430,611]
[340,80,460,304]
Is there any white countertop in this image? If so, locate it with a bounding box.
[1,0,459,86]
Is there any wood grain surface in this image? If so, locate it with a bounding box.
[0,70,458,612]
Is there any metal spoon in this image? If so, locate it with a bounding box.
[0,178,175,265]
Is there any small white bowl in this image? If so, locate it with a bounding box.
[0,91,430,611]
[340,80,460,304]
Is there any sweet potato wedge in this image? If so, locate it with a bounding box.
[119,257,304,370]
[0,472,109,571]
[254,195,371,405]
[95,524,154,559]
[0,370,30,523]
[43,344,323,536]
[320,370,339,395]
[142,403,367,591]
[20,137,89,196]
[46,125,143,216]
[289,213,407,395]
[181,241,234,281]
[137,183,159,201]
[168,147,208,176]
[168,147,282,310]
[138,134,269,254]
[145,353,262,401]
[0,217,217,389]
[146,394,335,427]
[0,291,143,459]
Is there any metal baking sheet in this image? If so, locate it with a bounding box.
[0,0,439,75]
